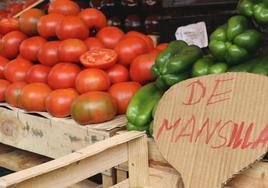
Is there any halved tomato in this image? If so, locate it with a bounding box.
[80,48,117,69]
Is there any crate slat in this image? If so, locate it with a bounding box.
[0,106,127,159]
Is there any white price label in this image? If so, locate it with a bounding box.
[175,22,208,48]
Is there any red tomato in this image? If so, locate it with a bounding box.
[126,31,154,51]
[71,91,117,124]
[48,63,81,89]
[80,48,117,69]
[96,26,124,49]
[19,83,52,111]
[106,64,129,84]
[115,36,148,67]
[48,0,80,16]
[78,8,107,30]
[56,16,89,40]
[38,41,60,66]
[84,37,105,51]
[37,13,64,39]
[0,18,19,35]
[20,36,47,62]
[4,57,33,83]
[0,79,10,102]
[46,88,78,118]
[130,50,160,84]
[19,9,45,36]
[58,39,88,63]
[156,43,168,51]
[108,82,141,114]
[0,55,9,79]
[0,31,27,59]
[26,64,51,83]
[76,69,110,94]
[5,82,27,107]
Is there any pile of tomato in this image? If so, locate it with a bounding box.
[0,0,167,125]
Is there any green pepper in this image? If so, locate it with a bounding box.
[209,15,263,65]
[192,56,214,77]
[154,42,202,90]
[154,40,188,69]
[209,63,228,74]
[251,64,268,75]
[238,0,268,25]
[126,83,163,133]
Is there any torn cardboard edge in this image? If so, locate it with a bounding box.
[0,103,127,131]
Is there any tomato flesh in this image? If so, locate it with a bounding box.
[80,48,117,69]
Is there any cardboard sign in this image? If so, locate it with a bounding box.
[153,73,268,188]
[175,22,208,48]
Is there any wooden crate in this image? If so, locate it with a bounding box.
[0,104,127,159]
[0,131,181,188]
[115,137,268,188]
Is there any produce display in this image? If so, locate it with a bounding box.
[0,0,267,135]
[0,0,161,126]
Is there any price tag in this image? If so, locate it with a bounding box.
[175,21,208,48]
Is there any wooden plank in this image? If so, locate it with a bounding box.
[0,149,50,172]
[0,107,127,158]
[0,144,97,188]
[227,162,268,188]
[128,134,149,187]
[111,168,182,188]
[148,138,178,174]
[116,169,128,183]
[0,132,144,188]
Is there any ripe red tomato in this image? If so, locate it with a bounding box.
[84,37,105,51]
[71,91,117,124]
[106,64,129,84]
[130,50,160,84]
[7,3,23,16]
[0,31,27,59]
[108,82,141,114]
[19,83,52,112]
[19,9,45,36]
[56,16,89,40]
[37,13,64,39]
[5,82,27,107]
[48,63,81,89]
[48,0,80,16]
[76,69,110,94]
[0,55,9,79]
[78,8,107,30]
[156,43,168,51]
[4,57,33,83]
[0,79,10,102]
[0,18,19,35]
[126,31,154,51]
[46,88,78,118]
[96,26,124,49]
[80,48,117,69]
[20,36,47,62]
[26,64,51,83]
[115,36,148,67]
[58,39,88,63]
[38,41,60,66]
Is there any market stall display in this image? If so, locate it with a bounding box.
[0,0,266,187]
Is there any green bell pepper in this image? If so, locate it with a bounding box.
[153,42,202,90]
[126,83,163,133]
[209,15,263,65]
[192,56,214,77]
[238,0,268,25]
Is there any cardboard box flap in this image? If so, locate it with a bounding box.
[153,73,268,188]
